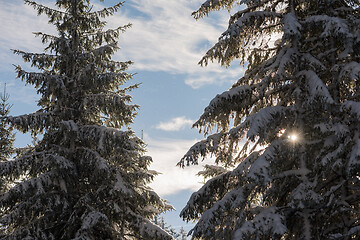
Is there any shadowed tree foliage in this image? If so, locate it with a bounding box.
[179,0,360,239]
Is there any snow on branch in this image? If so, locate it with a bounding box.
[60,121,137,150]
[320,143,345,166]
[76,124,139,155]
[76,147,111,179]
[61,120,79,132]
[142,189,174,213]
[314,122,349,138]
[72,211,112,240]
[347,137,360,174]
[15,67,69,97]
[139,218,174,240]
[33,32,60,43]
[80,211,109,231]
[231,150,261,178]
[200,9,281,66]
[179,132,226,166]
[7,111,52,133]
[290,182,323,209]
[189,186,246,238]
[243,106,286,140]
[195,85,253,129]
[82,43,119,59]
[111,172,134,195]
[346,225,360,238]
[233,207,287,239]
[25,0,66,22]
[85,24,132,46]
[82,60,132,78]
[340,62,360,82]
[13,50,58,70]
[87,2,125,18]
[0,193,68,229]
[302,15,352,38]
[282,12,302,39]
[181,172,232,221]
[342,101,360,119]
[246,140,279,183]
[222,11,282,40]
[192,0,275,19]
[32,32,71,56]
[265,46,297,77]
[232,140,281,185]
[0,172,59,205]
[0,151,75,181]
[96,72,134,87]
[192,0,238,19]
[298,70,335,104]
[181,105,286,168]
[301,53,326,72]
[197,164,227,180]
[83,93,138,123]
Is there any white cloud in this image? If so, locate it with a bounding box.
[98,0,246,88]
[0,0,57,105]
[184,62,246,89]
[0,1,57,71]
[145,135,209,196]
[155,116,194,131]
[0,0,245,89]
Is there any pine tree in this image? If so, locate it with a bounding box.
[0,0,173,239]
[154,216,180,239]
[0,84,15,200]
[179,0,360,239]
[0,84,15,237]
[0,84,15,165]
[178,227,187,240]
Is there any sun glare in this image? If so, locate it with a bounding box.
[288,133,298,142]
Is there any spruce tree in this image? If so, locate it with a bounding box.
[0,84,15,208]
[179,0,360,239]
[178,227,187,240]
[0,85,15,165]
[0,0,173,239]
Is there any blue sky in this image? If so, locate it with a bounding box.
[0,0,245,234]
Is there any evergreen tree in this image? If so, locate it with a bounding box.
[179,0,360,239]
[0,84,15,210]
[177,227,187,240]
[0,0,173,239]
[0,84,15,165]
[0,84,15,237]
[154,216,180,239]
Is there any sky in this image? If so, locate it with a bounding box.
[0,0,246,234]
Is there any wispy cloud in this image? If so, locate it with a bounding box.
[106,0,245,88]
[145,135,208,196]
[0,0,245,89]
[0,1,56,72]
[0,1,57,105]
[155,116,194,131]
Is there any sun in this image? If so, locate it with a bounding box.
[288,133,298,142]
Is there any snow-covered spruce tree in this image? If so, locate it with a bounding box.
[179,0,360,239]
[154,216,180,239]
[0,85,15,165]
[0,85,15,198]
[0,0,173,239]
[177,227,187,240]
[0,85,15,237]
